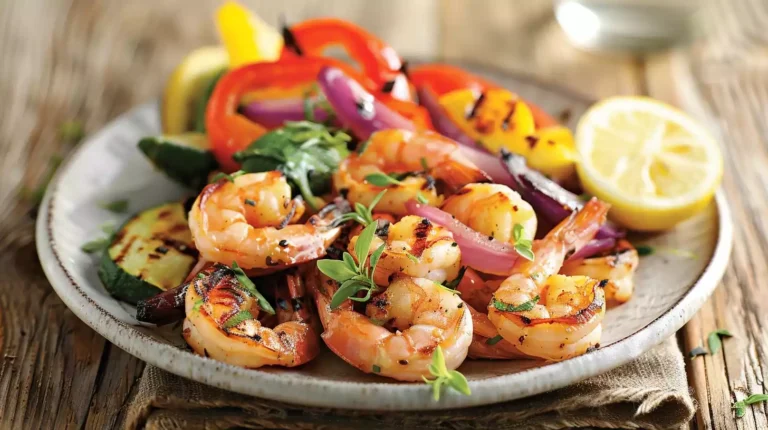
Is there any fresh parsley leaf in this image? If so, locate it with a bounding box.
[486,335,503,345]
[223,310,254,328]
[512,224,534,261]
[492,295,540,312]
[100,199,129,213]
[707,329,733,355]
[733,394,768,418]
[59,120,85,144]
[81,238,110,254]
[365,172,403,187]
[635,245,654,256]
[422,346,471,400]
[234,122,349,210]
[230,262,275,315]
[689,346,708,360]
[209,170,246,184]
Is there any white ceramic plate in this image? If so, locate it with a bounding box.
[36,67,732,411]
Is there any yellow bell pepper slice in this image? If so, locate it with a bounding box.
[161,46,229,134]
[439,88,575,181]
[216,1,283,68]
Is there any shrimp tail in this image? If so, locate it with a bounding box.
[549,198,609,252]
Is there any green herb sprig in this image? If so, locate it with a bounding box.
[422,346,471,400]
[230,262,275,315]
[233,121,350,210]
[492,295,540,312]
[317,222,386,309]
[733,394,768,418]
[512,224,534,261]
[334,190,386,227]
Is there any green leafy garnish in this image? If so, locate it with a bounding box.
[512,224,534,261]
[223,310,254,328]
[21,154,63,206]
[196,273,206,279]
[416,193,428,204]
[406,252,419,263]
[372,364,381,373]
[707,329,733,355]
[443,266,467,290]
[230,262,275,315]
[59,120,85,144]
[192,298,204,313]
[365,172,404,187]
[420,157,429,171]
[317,222,385,309]
[432,281,461,295]
[233,121,350,210]
[733,394,768,418]
[81,238,111,254]
[635,245,654,256]
[209,170,246,184]
[422,346,471,400]
[492,295,540,312]
[689,346,708,360]
[334,190,386,227]
[100,199,129,213]
[486,335,503,345]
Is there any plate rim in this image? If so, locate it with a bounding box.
[36,94,733,412]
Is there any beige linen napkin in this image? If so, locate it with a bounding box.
[122,336,694,430]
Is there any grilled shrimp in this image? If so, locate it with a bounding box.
[189,171,342,271]
[560,239,639,305]
[334,129,490,215]
[349,215,461,286]
[308,270,473,381]
[441,183,537,245]
[487,199,611,361]
[183,265,320,368]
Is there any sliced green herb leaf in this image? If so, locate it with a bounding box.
[192,298,204,313]
[209,170,246,184]
[635,245,654,256]
[223,310,254,328]
[433,281,461,295]
[416,193,428,204]
[406,252,419,263]
[81,238,110,254]
[422,346,471,400]
[100,199,129,213]
[689,346,708,360]
[196,273,206,279]
[372,364,381,373]
[492,295,540,312]
[707,329,733,355]
[231,261,275,315]
[365,172,403,187]
[443,266,467,290]
[512,224,534,261]
[486,335,503,345]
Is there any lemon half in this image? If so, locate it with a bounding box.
[575,96,723,231]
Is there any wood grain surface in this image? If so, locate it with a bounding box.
[0,0,764,428]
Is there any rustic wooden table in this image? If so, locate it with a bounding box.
[1,0,766,428]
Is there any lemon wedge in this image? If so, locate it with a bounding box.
[575,96,723,231]
[161,46,228,134]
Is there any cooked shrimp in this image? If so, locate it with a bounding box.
[349,215,461,285]
[487,199,610,361]
[308,270,473,381]
[183,265,320,368]
[189,171,343,271]
[441,183,537,245]
[334,129,490,215]
[560,239,639,304]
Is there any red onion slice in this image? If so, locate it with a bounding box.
[241,98,336,128]
[417,85,476,147]
[405,199,520,275]
[317,66,415,140]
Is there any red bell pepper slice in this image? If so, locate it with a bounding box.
[282,18,411,101]
[409,64,558,129]
[206,57,370,171]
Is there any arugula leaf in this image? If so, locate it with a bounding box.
[733,394,768,418]
[231,262,275,315]
[234,121,350,210]
[422,346,471,400]
[707,329,733,355]
[492,295,540,312]
[100,199,129,213]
